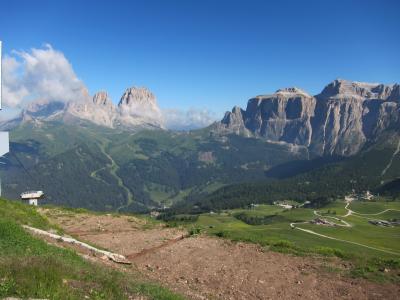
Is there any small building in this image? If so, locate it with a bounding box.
[150,210,160,218]
[21,191,45,206]
[249,203,259,209]
[362,191,374,201]
[345,195,356,202]
[368,219,392,227]
[311,218,336,227]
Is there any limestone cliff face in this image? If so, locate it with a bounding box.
[244,88,315,146]
[217,87,316,146]
[216,80,400,156]
[310,80,400,155]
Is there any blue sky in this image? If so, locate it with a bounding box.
[1,0,399,119]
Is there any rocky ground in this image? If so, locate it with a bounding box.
[41,209,400,300]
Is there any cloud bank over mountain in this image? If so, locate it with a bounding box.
[2,44,88,108]
[163,108,218,130]
[1,44,217,130]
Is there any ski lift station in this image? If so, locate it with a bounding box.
[20,191,45,206]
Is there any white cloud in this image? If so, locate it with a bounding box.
[2,44,88,108]
[2,56,29,108]
[163,108,219,130]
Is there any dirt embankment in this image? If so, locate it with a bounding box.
[42,209,400,300]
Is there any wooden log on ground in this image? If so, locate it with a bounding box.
[23,225,131,264]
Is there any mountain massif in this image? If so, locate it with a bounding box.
[1,79,399,212]
[216,79,400,156]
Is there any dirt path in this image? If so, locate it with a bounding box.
[41,209,400,300]
[343,202,353,217]
[126,234,188,260]
[41,209,185,255]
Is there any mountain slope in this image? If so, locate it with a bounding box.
[1,121,309,211]
[171,130,400,212]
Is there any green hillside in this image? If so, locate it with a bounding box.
[1,121,308,212]
[168,131,400,213]
[2,122,399,213]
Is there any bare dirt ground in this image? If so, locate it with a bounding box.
[41,209,400,300]
[41,208,186,254]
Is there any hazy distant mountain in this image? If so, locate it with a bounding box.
[215,79,400,156]
[1,86,164,131]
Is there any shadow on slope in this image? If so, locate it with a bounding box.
[264,156,345,179]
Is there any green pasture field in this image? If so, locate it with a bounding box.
[349,201,400,214]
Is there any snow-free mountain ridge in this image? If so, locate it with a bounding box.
[2,79,399,158]
[216,79,400,156]
[1,87,164,131]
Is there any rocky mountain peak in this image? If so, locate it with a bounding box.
[117,86,163,129]
[93,91,112,106]
[218,106,250,136]
[388,84,400,102]
[22,99,66,121]
[221,106,245,123]
[118,87,157,107]
[231,106,243,114]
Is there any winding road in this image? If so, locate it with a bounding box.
[90,140,136,211]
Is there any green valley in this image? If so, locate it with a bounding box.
[1,121,311,211]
